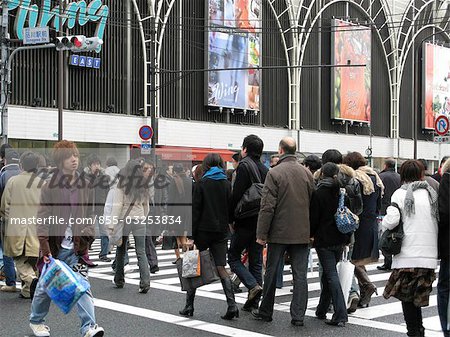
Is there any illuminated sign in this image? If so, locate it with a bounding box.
[8,0,109,52]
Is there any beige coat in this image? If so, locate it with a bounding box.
[257,155,314,244]
[1,172,43,257]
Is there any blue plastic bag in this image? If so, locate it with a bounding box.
[39,258,90,314]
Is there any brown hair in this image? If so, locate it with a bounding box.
[343,152,367,170]
[400,160,425,184]
[52,140,80,169]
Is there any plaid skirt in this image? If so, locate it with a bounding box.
[383,268,436,307]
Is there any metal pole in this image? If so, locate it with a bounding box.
[58,0,64,141]
[126,0,132,115]
[150,15,158,152]
[1,0,9,145]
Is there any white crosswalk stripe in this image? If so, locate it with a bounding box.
[85,239,443,336]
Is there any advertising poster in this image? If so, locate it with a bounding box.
[331,19,372,123]
[423,43,450,129]
[207,0,261,111]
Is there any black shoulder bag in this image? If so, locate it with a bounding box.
[380,202,404,256]
[234,160,264,220]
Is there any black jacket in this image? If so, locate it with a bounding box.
[439,172,450,259]
[310,182,351,248]
[192,177,231,236]
[231,156,268,226]
[379,168,401,216]
[84,171,109,216]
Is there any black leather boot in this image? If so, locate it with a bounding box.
[179,290,196,317]
[220,278,239,320]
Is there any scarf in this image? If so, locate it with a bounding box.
[355,166,385,196]
[202,167,227,181]
[401,181,439,221]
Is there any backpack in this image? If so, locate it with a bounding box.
[335,188,360,234]
[234,159,264,220]
[379,203,404,256]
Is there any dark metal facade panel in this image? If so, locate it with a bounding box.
[9,0,144,115]
[158,0,289,127]
[301,2,391,137]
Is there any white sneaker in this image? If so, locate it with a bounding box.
[83,324,104,337]
[29,323,50,337]
[1,285,18,292]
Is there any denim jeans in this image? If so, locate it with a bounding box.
[114,223,150,289]
[259,243,309,321]
[276,258,284,288]
[228,225,263,290]
[316,246,348,323]
[438,258,450,336]
[0,237,16,286]
[96,219,110,258]
[145,235,158,268]
[29,248,97,336]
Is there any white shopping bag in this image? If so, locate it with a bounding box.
[336,246,355,304]
[182,249,201,278]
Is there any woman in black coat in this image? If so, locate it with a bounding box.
[310,162,351,327]
[343,152,383,308]
[179,153,239,320]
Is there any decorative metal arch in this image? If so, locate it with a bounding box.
[153,0,294,120]
[292,0,396,132]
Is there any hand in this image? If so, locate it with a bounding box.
[256,239,266,246]
[43,254,52,264]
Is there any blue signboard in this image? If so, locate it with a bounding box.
[79,56,87,67]
[86,57,94,68]
[93,58,101,69]
[70,55,79,66]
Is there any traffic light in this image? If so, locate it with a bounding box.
[55,35,103,52]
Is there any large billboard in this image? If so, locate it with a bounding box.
[331,19,372,123]
[423,43,450,130]
[207,0,261,111]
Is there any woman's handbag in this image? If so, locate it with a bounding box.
[182,249,201,278]
[162,235,178,250]
[176,250,220,291]
[336,246,355,304]
[379,203,404,256]
[39,258,90,314]
[335,188,360,234]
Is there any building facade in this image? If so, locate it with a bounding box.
[5,0,450,167]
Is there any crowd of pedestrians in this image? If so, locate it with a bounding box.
[0,137,448,337]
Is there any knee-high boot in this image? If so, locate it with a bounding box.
[179,290,196,317]
[220,277,239,320]
[355,265,377,307]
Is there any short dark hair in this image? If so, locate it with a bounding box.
[0,144,12,159]
[400,160,425,184]
[86,154,101,167]
[106,157,118,167]
[303,155,322,172]
[279,138,296,155]
[173,162,185,174]
[242,135,264,159]
[343,152,367,170]
[321,162,340,178]
[384,158,396,169]
[202,153,225,172]
[417,159,428,170]
[5,149,20,163]
[322,149,343,164]
[20,151,40,172]
[232,152,240,162]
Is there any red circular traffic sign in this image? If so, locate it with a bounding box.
[139,125,153,141]
[435,115,450,136]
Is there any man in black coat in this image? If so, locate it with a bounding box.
[432,156,449,183]
[438,159,450,337]
[229,135,268,311]
[377,158,401,271]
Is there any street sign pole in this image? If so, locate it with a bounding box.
[58,0,64,141]
[1,0,9,144]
